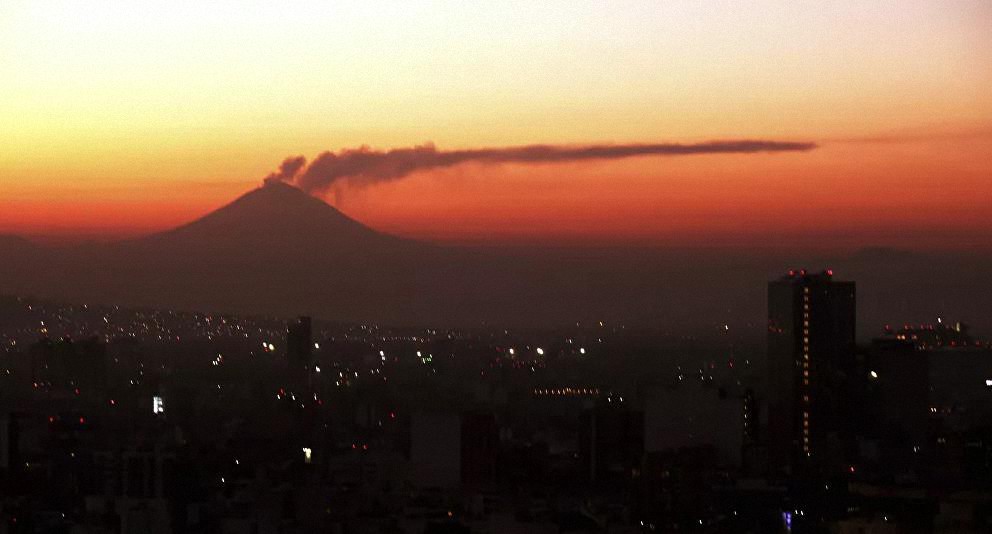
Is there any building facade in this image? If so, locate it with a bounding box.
[767,270,856,476]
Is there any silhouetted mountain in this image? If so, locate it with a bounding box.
[139,181,410,252]
[86,183,438,321]
[1,184,991,336]
[0,184,433,323]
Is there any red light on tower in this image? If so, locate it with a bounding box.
[826,269,833,276]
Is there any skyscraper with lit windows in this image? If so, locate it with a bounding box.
[767,270,856,476]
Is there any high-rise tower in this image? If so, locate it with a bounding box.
[767,270,856,475]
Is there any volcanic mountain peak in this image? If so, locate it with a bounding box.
[183,181,354,227]
[147,181,402,248]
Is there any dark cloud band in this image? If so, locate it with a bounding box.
[265,140,817,193]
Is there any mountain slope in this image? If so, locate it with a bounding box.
[91,183,436,319]
[2,184,992,332]
[134,182,413,255]
[0,183,439,322]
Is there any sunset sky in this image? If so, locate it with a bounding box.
[1,1,990,248]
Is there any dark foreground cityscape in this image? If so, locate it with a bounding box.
[4,1,991,532]
[1,270,990,533]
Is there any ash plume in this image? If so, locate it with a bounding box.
[264,140,817,194]
[263,155,307,185]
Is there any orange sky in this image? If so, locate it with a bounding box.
[1,1,991,248]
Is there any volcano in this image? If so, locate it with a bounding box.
[2,183,991,331]
[141,181,410,253]
[0,183,446,323]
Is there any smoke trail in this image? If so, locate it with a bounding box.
[264,140,816,193]
[263,155,307,185]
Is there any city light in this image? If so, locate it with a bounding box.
[2,264,989,529]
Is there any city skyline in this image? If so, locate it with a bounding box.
[4,3,992,531]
